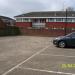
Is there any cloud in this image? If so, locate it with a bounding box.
[0,0,46,18]
[0,0,75,18]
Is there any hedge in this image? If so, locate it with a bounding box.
[0,26,20,36]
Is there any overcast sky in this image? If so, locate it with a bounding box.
[0,0,75,18]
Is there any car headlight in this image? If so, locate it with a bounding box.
[55,37,61,40]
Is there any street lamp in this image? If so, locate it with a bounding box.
[64,9,67,35]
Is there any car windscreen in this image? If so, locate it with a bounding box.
[66,33,75,37]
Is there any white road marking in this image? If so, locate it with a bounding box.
[19,67,75,75]
[40,54,75,58]
[2,45,50,75]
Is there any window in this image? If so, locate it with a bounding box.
[33,19,46,23]
[16,18,19,22]
[72,19,75,22]
[56,18,63,22]
[16,18,22,22]
[32,23,45,28]
[40,19,46,23]
[67,18,72,22]
[66,32,75,37]
[48,18,55,22]
[63,18,74,22]
[23,18,29,22]
[16,18,31,22]
[48,18,64,22]
[71,33,75,37]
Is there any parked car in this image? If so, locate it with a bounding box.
[53,32,75,48]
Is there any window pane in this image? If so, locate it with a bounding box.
[67,18,72,22]
[16,18,22,22]
[72,19,75,22]
[48,18,55,22]
[22,18,29,22]
[56,18,63,22]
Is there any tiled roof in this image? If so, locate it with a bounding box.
[0,16,14,20]
[15,11,75,17]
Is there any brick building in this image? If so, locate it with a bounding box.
[0,16,15,26]
[0,18,6,28]
[0,16,18,36]
[15,11,75,36]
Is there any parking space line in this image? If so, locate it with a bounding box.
[2,45,50,75]
[19,67,75,75]
[40,54,75,58]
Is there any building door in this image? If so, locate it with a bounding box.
[32,19,46,28]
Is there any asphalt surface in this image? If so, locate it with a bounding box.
[0,36,75,75]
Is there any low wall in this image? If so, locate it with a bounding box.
[19,28,75,37]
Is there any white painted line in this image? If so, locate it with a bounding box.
[19,67,75,75]
[2,45,50,75]
[40,54,75,58]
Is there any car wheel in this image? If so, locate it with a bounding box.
[58,41,66,48]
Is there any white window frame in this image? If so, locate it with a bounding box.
[56,18,64,22]
[16,18,31,22]
[48,18,56,22]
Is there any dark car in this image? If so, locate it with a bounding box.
[53,32,75,48]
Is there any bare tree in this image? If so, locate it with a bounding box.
[62,7,75,11]
[66,7,74,11]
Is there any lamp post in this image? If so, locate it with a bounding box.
[64,9,67,35]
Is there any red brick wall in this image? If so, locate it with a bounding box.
[19,28,75,37]
[16,22,75,28]
[16,22,75,37]
[19,28,65,37]
[46,22,65,28]
[67,23,75,28]
[16,22,32,28]
[46,22,75,28]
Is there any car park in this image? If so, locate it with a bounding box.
[53,32,75,48]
